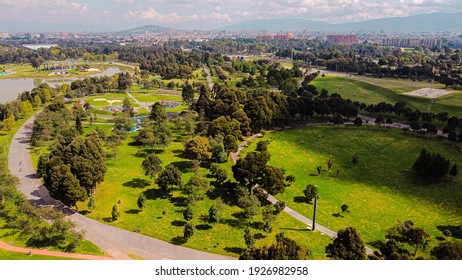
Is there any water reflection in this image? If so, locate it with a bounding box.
[0,67,124,103]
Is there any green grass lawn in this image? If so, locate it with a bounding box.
[130,91,188,112]
[0,248,79,260]
[84,93,132,107]
[312,75,462,117]
[242,125,462,258]
[75,128,332,259]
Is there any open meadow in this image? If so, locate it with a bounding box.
[241,125,462,258]
[312,75,462,117]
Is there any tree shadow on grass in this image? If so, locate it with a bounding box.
[279,227,310,232]
[79,210,91,215]
[143,188,169,200]
[171,220,186,227]
[437,225,462,239]
[169,196,188,207]
[133,150,148,158]
[128,141,141,147]
[294,196,309,204]
[231,211,246,220]
[123,178,151,188]
[171,149,188,159]
[102,217,114,223]
[206,181,238,205]
[170,160,193,173]
[254,233,266,240]
[367,240,384,250]
[222,218,244,229]
[171,236,187,245]
[196,224,212,231]
[125,209,141,215]
[224,247,246,255]
[250,221,264,230]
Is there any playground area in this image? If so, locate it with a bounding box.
[160,100,180,109]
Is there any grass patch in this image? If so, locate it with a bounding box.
[243,125,462,258]
[312,75,462,117]
[0,248,79,260]
[76,129,331,258]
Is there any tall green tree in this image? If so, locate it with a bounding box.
[182,82,195,106]
[137,194,146,211]
[156,164,183,193]
[303,185,318,203]
[44,156,87,209]
[386,220,430,256]
[184,136,212,162]
[430,242,462,260]
[325,227,367,260]
[149,102,167,125]
[141,154,163,183]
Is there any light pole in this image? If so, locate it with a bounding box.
[312,194,318,231]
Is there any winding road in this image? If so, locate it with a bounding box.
[7,114,232,260]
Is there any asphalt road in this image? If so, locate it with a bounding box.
[7,114,233,260]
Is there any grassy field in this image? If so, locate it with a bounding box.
[312,75,462,117]
[0,62,134,79]
[75,127,332,259]
[0,248,79,260]
[241,125,462,258]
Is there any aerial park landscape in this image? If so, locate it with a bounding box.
[1,9,462,262]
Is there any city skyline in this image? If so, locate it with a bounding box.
[1,0,462,31]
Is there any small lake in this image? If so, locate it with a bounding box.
[0,66,123,103]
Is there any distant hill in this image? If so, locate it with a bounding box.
[220,18,332,32]
[220,12,462,32]
[116,25,176,35]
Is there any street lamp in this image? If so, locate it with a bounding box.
[312,194,318,231]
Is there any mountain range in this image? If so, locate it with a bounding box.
[221,12,462,32]
[1,12,461,34]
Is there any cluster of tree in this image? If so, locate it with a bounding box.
[117,45,204,79]
[326,222,462,260]
[413,148,458,181]
[41,131,106,208]
[0,153,83,252]
[30,97,92,146]
[233,146,288,195]
[239,233,309,260]
[0,83,55,128]
[69,72,132,97]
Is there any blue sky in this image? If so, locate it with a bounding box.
[1,0,461,30]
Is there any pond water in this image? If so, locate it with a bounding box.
[0,66,123,103]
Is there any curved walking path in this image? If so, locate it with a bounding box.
[0,241,113,260]
[231,130,375,255]
[8,114,232,260]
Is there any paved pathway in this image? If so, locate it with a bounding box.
[126,91,150,111]
[203,65,214,90]
[8,114,233,260]
[231,131,375,255]
[0,241,113,260]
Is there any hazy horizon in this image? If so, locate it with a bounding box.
[1,0,462,32]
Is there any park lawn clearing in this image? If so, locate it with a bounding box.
[312,75,462,117]
[244,125,462,258]
[76,128,332,258]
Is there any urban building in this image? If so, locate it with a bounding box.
[327,35,358,44]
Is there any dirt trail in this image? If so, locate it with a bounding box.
[0,241,113,260]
